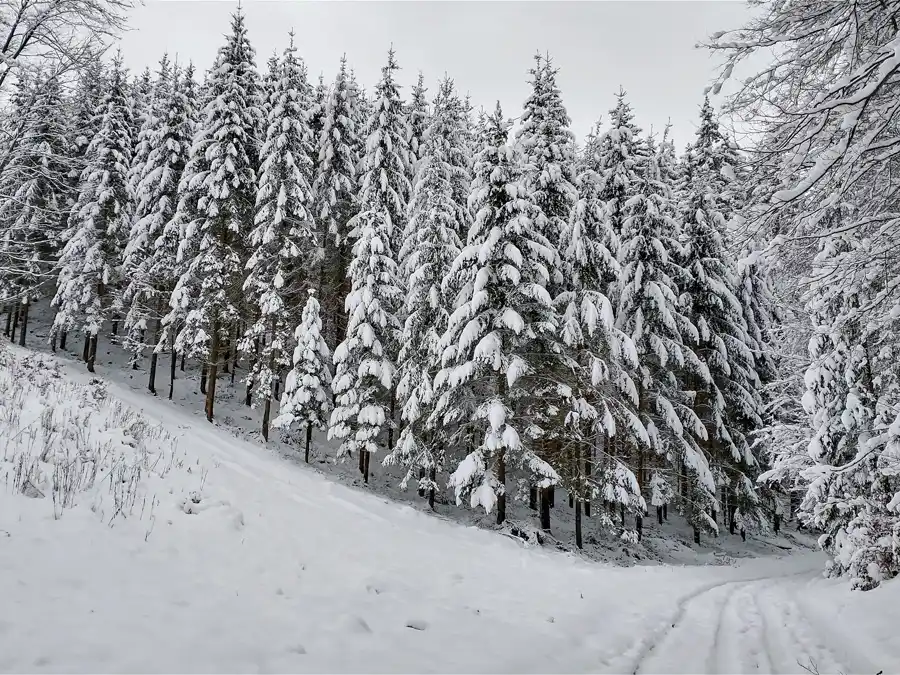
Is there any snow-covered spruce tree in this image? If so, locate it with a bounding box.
[594,90,647,250]
[274,289,332,463]
[406,71,429,186]
[678,97,765,534]
[312,55,359,346]
[121,55,172,369]
[616,152,715,544]
[385,77,466,507]
[52,53,134,372]
[327,49,409,483]
[557,147,645,546]
[514,52,578,515]
[799,230,900,589]
[0,71,71,346]
[122,62,196,396]
[167,10,263,421]
[432,102,563,526]
[242,36,316,441]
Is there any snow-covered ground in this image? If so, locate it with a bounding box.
[1,344,899,674]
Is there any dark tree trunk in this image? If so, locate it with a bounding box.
[358,447,365,474]
[205,320,220,422]
[663,503,668,521]
[569,493,574,508]
[111,319,118,336]
[3,304,11,337]
[10,303,20,342]
[428,467,436,510]
[741,527,746,542]
[636,513,643,541]
[168,343,176,401]
[148,319,160,395]
[774,513,781,534]
[418,467,426,498]
[548,486,555,508]
[729,504,737,535]
[87,335,98,373]
[82,334,91,362]
[245,337,259,407]
[575,499,583,549]
[200,363,208,394]
[657,506,663,525]
[363,449,370,484]
[387,390,396,451]
[51,332,57,352]
[585,500,591,518]
[17,300,28,347]
[620,503,626,527]
[305,424,312,463]
[496,448,506,525]
[540,486,551,532]
[529,486,538,511]
[60,330,67,350]
[693,526,701,545]
[262,397,272,442]
[180,351,185,371]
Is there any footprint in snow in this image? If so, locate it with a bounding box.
[406,619,428,631]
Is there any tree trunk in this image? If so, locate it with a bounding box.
[575,499,583,549]
[663,503,668,521]
[774,513,781,534]
[569,493,574,508]
[363,449,370,484]
[584,444,592,518]
[387,390,396,452]
[657,506,663,525]
[693,526,700,545]
[428,467,436,510]
[496,448,506,525]
[17,300,28,347]
[262,397,272,442]
[200,363,208,394]
[418,468,426,498]
[620,503,626,527]
[3,304,11,337]
[636,513,643,542]
[10,303,20,342]
[60,330,67,350]
[205,320,220,422]
[111,319,118,336]
[540,486,551,532]
[548,485,555,508]
[87,334,98,373]
[305,424,312,463]
[230,325,239,385]
[82,334,91,362]
[245,337,259,407]
[358,446,365,474]
[168,342,176,401]
[529,486,538,511]
[51,332,57,353]
[740,527,746,542]
[148,318,160,395]
[180,351,185,371]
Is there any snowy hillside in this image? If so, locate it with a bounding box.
[1,345,898,673]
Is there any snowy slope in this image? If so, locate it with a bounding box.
[1,345,898,674]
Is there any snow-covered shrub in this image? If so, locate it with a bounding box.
[0,346,190,526]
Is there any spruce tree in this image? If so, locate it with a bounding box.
[242,35,316,441]
[407,71,429,184]
[52,53,134,372]
[273,289,332,463]
[312,56,359,346]
[386,77,466,506]
[0,70,71,345]
[123,62,196,395]
[167,10,263,421]
[616,152,714,543]
[433,103,562,525]
[327,49,409,483]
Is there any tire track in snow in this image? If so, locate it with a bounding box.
[623,567,820,675]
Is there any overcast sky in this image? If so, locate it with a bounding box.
[119,1,752,150]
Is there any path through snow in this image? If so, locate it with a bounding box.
[0,348,898,674]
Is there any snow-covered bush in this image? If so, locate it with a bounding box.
[0,346,192,527]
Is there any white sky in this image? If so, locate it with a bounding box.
[118,1,753,150]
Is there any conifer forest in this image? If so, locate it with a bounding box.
[2,3,900,649]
